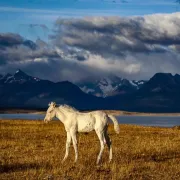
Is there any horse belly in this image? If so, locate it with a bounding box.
[77,117,95,132]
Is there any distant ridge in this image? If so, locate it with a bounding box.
[1,70,180,112]
[0,69,105,110]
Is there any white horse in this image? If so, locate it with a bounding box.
[44,102,120,164]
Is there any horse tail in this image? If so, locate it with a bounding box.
[108,115,120,134]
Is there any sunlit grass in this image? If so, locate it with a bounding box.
[0,120,180,179]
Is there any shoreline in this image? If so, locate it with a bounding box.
[103,110,180,116]
[1,109,180,116]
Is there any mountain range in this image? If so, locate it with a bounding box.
[0,70,105,110]
[77,75,146,97]
[1,70,180,112]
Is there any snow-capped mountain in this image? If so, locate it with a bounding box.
[77,75,147,97]
[0,70,40,84]
[1,70,180,112]
[0,69,106,109]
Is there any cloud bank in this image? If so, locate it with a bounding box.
[1,13,180,82]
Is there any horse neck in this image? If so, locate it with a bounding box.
[54,107,66,124]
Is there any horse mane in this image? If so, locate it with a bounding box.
[59,104,79,113]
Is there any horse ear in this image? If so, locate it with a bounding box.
[48,102,54,106]
[53,102,56,107]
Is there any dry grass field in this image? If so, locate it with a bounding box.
[0,119,180,180]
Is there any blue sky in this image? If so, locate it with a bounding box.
[0,0,179,40]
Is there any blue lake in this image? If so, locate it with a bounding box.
[0,113,180,127]
[116,116,180,127]
[0,113,45,120]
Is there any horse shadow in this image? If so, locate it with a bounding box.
[0,162,50,173]
[132,153,180,162]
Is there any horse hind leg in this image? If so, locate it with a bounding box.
[95,130,105,164]
[104,129,112,162]
[62,132,71,163]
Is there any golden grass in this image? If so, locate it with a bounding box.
[0,120,180,180]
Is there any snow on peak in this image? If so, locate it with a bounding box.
[80,86,95,94]
[129,80,138,87]
[138,81,145,85]
[0,70,42,84]
[15,69,25,74]
[77,75,146,97]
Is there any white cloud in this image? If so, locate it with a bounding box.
[1,12,180,82]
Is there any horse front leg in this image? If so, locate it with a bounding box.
[70,130,78,163]
[62,132,71,163]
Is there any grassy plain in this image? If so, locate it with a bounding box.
[0,120,180,180]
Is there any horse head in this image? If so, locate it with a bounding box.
[44,102,57,123]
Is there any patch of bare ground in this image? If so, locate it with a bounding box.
[0,120,180,179]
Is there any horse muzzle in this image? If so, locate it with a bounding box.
[44,119,48,123]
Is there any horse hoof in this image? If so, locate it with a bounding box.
[61,160,65,164]
[96,161,100,165]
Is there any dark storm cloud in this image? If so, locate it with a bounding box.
[53,13,180,56]
[28,48,59,59]
[0,33,59,65]
[49,13,180,80]
[1,13,180,82]
[0,32,100,82]
[0,33,24,48]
